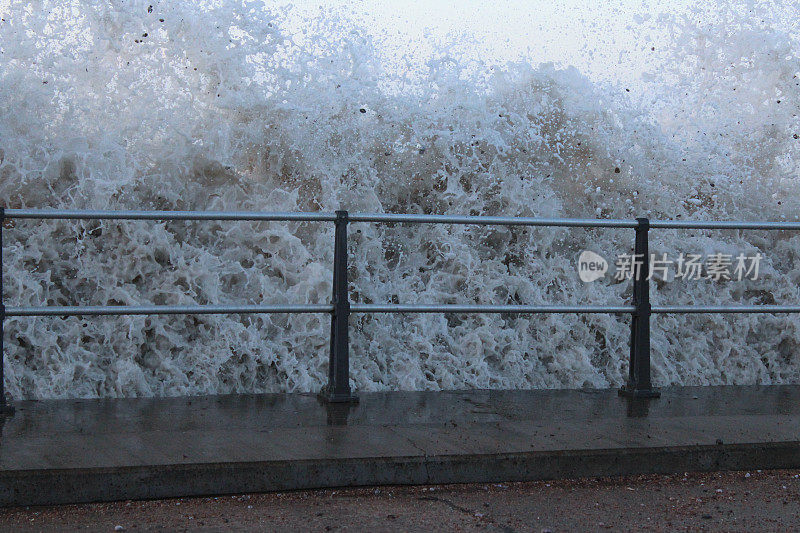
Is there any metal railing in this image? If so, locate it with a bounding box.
[3,208,800,411]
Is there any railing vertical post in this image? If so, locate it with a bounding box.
[321,210,358,403]
[0,208,14,416]
[619,217,660,399]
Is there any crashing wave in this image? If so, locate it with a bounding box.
[0,0,799,398]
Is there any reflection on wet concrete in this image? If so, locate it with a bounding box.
[625,397,651,418]
[318,396,357,426]
[0,385,799,506]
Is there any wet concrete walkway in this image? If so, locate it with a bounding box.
[0,386,799,506]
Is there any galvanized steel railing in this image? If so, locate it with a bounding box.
[3,208,800,411]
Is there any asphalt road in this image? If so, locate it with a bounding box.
[2,469,799,532]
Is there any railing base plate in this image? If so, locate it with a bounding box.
[618,386,661,399]
[317,387,359,404]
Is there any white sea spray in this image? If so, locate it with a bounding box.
[0,0,799,398]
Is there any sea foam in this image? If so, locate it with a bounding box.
[0,0,799,398]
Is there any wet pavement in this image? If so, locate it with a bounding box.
[0,386,799,506]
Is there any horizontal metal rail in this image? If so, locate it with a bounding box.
[650,220,800,230]
[5,209,336,222]
[349,213,638,228]
[8,209,800,230]
[351,304,635,313]
[652,305,800,314]
[5,304,333,317]
[12,304,800,316]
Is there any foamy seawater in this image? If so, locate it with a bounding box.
[0,0,799,398]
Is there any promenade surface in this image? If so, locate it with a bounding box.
[0,385,798,506]
[2,470,799,531]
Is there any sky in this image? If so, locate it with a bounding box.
[1,0,794,87]
[281,0,704,84]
